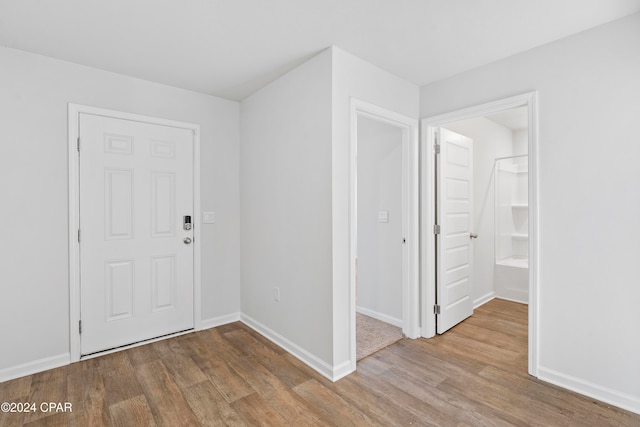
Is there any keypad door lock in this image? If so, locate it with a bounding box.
[184,215,192,231]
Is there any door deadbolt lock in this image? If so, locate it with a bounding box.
[184,215,192,231]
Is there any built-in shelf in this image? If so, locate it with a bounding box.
[498,166,528,174]
[496,156,529,268]
[496,257,528,269]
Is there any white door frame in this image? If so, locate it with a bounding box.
[68,103,202,362]
[421,92,540,377]
[349,98,420,371]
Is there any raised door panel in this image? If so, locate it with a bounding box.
[105,259,134,321]
[104,169,134,240]
[151,172,176,238]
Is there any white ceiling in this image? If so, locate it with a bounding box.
[1,0,639,101]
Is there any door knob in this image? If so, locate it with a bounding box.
[470,233,478,239]
[183,237,192,245]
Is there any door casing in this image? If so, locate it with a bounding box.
[68,103,202,362]
[349,98,420,373]
[421,92,539,377]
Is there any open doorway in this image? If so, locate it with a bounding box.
[355,116,405,360]
[421,92,539,376]
[442,106,529,311]
[349,99,419,370]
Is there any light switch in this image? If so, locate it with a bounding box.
[378,210,389,223]
[202,211,216,224]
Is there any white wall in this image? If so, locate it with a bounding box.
[420,12,640,412]
[331,47,420,374]
[357,117,403,325]
[240,49,334,370]
[240,47,418,379]
[0,47,241,378]
[513,129,528,156]
[442,118,513,306]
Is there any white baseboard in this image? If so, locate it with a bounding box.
[200,312,241,330]
[538,366,640,415]
[494,295,528,305]
[473,291,495,308]
[240,314,346,381]
[0,353,70,383]
[332,360,354,382]
[356,306,402,328]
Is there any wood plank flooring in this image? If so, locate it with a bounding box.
[1,299,639,426]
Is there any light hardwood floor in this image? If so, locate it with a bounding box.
[1,299,639,426]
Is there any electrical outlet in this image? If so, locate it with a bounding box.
[273,287,280,302]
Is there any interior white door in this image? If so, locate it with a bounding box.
[436,128,474,334]
[79,113,194,355]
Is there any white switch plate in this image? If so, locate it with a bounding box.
[378,210,389,223]
[202,211,216,224]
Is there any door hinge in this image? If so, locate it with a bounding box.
[77,137,80,152]
[434,143,440,154]
[79,320,82,334]
[402,237,406,244]
[433,224,441,235]
[434,305,441,315]
[434,131,440,153]
[78,229,81,243]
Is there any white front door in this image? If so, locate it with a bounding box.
[79,113,195,355]
[436,128,474,333]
